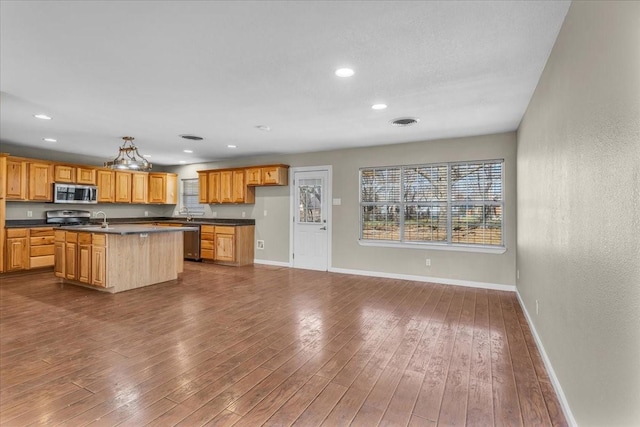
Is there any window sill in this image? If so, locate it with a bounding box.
[358,240,507,254]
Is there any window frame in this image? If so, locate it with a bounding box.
[359,159,506,254]
[180,178,205,215]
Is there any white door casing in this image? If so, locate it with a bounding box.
[290,167,332,271]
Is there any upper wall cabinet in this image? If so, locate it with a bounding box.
[96,169,115,203]
[131,172,148,204]
[5,157,54,201]
[197,164,288,204]
[148,173,177,204]
[77,167,97,185]
[28,162,53,201]
[261,165,288,186]
[6,158,27,200]
[114,171,132,203]
[54,165,75,183]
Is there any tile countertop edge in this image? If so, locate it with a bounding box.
[5,217,256,228]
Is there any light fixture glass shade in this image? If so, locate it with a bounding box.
[105,136,152,171]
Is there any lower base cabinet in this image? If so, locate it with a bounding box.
[54,231,107,287]
[199,225,254,266]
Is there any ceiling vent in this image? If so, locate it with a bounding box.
[391,117,420,127]
[179,134,203,141]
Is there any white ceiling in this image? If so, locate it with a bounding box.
[0,1,570,166]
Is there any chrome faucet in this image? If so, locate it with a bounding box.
[95,211,108,228]
[179,207,193,222]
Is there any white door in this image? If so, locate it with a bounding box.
[292,169,329,271]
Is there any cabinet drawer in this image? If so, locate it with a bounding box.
[30,255,55,268]
[92,234,107,246]
[201,225,214,233]
[30,236,55,246]
[65,232,78,243]
[201,249,214,260]
[31,245,55,257]
[55,230,66,242]
[6,228,28,238]
[30,228,54,237]
[78,233,92,244]
[201,240,214,250]
[201,232,214,241]
[215,226,235,235]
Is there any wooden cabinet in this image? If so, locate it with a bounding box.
[91,242,107,287]
[200,225,215,260]
[246,167,262,186]
[115,171,132,203]
[29,228,55,269]
[262,165,288,186]
[5,228,28,272]
[28,162,53,201]
[198,172,208,204]
[54,165,75,183]
[54,231,65,278]
[214,226,235,262]
[131,172,148,204]
[233,169,254,203]
[208,172,221,204]
[64,232,78,281]
[97,169,115,203]
[5,159,27,200]
[78,233,91,283]
[220,171,233,203]
[77,167,96,185]
[148,173,178,204]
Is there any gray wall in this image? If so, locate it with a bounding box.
[169,131,517,286]
[5,202,168,221]
[517,2,640,425]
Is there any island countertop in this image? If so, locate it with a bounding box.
[59,224,199,235]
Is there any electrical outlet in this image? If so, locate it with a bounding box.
[263,210,268,217]
[211,211,217,218]
[144,211,149,217]
[425,258,431,267]
[242,211,246,218]
[27,210,33,218]
[536,300,539,315]
[257,240,265,250]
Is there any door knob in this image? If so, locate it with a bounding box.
[320,226,327,230]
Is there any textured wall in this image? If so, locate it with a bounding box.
[517,2,640,425]
[169,131,517,286]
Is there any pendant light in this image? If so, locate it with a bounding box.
[104,136,152,171]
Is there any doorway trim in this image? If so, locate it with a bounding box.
[289,165,333,270]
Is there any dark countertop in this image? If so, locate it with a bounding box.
[59,224,199,235]
[5,217,255,228]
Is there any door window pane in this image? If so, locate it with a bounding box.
[298,179,322,223]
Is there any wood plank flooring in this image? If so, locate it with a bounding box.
[0,263,567,426]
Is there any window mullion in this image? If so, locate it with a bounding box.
[446,165,452,244]
[399,167,405,242]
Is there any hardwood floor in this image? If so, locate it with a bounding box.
[0,263,567,427]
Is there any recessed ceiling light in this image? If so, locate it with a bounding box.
[34,114,52,120]
[227,145,237,149]
[372,104,388,110]
[335,68,355,77]
[43,138,57,142]
[179,161,186,164]
[143,154,152,158]
[183,149,193,153]
[255,125,271,131]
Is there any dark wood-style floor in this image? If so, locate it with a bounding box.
[0,263,567,427]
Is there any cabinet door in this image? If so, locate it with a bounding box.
[54,241,65,278]
[77,167,97,185]
[5,237,28,271]
[115,171,132,203]
[246,167,262,186]
[65,242,77,280]
[166,174,178,204]
[28,162,53,201]
[131,172,148,204]
[198,172,208,204]
[262,166,288,186]
[91,245,107,287]
[232,170,245,203]
[148,173,166,203]
[54,165,75,183]
[208,172,221,203]
[220,171,233,203]
[97,170,115,202]
[5,159,27,200]
[215,233,235,262]
[78,244,91,283]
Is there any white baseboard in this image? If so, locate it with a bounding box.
[253,259,292,268]
[516,291,577,426]
[328,267,516,292]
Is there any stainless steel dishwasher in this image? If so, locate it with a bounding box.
[183,224,201,260]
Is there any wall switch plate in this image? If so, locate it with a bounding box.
[263,210,268,217]
[27,211,33,218]
[211,211,218,218]
[144,211,149,217]
[333,198,342,206]
[425,258,431,267]
[242,211,246,218]
[257,240,265,250]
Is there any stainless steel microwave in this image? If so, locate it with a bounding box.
[53,183,98,204]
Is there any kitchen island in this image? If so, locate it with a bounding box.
[54,224,198,293]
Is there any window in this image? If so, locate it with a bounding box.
[360,160,504,248]
[181,179,205,214]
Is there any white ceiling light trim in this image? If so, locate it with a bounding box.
[43,138,57,142]
[33,114,52,120]
[335,67,355,77]
[371,104,388,110]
